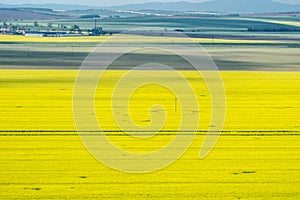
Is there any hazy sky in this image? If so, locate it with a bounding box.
[1,0,300,6]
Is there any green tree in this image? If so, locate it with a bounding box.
[34,21,39,27]
[70,24,81,33]
[70,24,80,30]
[92,27,103,35]
[2,21,8,28]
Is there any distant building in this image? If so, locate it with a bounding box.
[14,30,26,35]
[0,28,26,35]
[0,27,12,34]
[25,33,44,37]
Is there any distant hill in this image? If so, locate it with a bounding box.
[109,0,300,13]
[0,8,71,20]
[0,3,95,11]
[0,0,300,13]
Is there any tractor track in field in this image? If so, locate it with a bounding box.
[0,130,299,137]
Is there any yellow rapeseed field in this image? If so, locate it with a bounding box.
[242,17,300,27]
[0,34,287,44]
[255,19,300,27]
[0,70,299,199]
[0,35,109,43]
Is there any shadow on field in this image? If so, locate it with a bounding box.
[1,48,300,71]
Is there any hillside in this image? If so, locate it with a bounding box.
[109,0,300,13]
[0,0,300,14]
[0,3,94,10]
[0,8,71,20]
